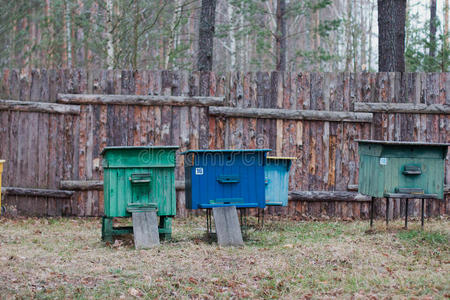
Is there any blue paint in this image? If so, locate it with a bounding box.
[265,157,294,206]
[182,149,271,209]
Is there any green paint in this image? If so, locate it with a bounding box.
[357,141,448,199]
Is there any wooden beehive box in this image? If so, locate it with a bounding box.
[357,140,449,199]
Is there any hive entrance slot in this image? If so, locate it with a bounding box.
[217,175,240,183]
[395,188,424,195]
[402,165,422,175]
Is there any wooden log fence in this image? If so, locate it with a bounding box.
[0,70,448,219]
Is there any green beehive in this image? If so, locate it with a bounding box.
[357,140,449,199]
[101,146,179,241]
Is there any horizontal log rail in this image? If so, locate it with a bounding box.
[59,180,186,191]
[348,184,450,194]
[354,102,450,114]
[1,187,74,198]
[0,99,80,115]
[60,180,103,191]
[3,183,446,203]
[289,191,372,202]
[57,94,225,107]
[209,106,373,122]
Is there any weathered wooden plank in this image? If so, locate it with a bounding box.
[0,111,10,186]
[199,73,211,149]
[209,106,373,122]
[0,99,80,114]
[2,187,74,198]
[213,206,244,247]
[0,69,10,99]
[354,102,450,114]
[131,210,160,249]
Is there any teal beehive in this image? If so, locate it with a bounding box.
[101,146,179,241]
[357,140,449,199]
[265,157,295,206]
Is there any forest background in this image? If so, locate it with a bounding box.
[0,0,448,73]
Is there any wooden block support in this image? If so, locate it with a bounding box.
[131,211,160,249]
[212,206,244,247]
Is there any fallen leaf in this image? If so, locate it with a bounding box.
[189,277,198,284]
[128,287,143,298]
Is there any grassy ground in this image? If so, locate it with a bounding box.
[0,216,448,299]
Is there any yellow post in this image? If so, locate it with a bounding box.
[0,160,4,213]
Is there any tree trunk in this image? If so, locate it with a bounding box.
[360,0,367,71]
[64,0,72,68]
[378,0,406,72]
[275,0,286,71]
[166,0,183,70]
[132,1,140,69]
[105,0,114,69]
[197,0,217,71]
[344,0,353,72]
[429,0,437,58]
[226,2,236,70]
[445,0,449,71]
[352,0,358,72]
[368,0,375,71]
[446,0,449,47]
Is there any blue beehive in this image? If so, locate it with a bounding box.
[265,157,296,206]
[182,149,271,209]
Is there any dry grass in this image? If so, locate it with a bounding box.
[0,216,448,299]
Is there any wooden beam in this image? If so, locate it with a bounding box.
[57,94,225,107]
[289,191,372,202]
[354,102,450,114]
[209,106,373,123]
[59,180,186,191]
[2,187,74,198]
[0,100,80,115]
